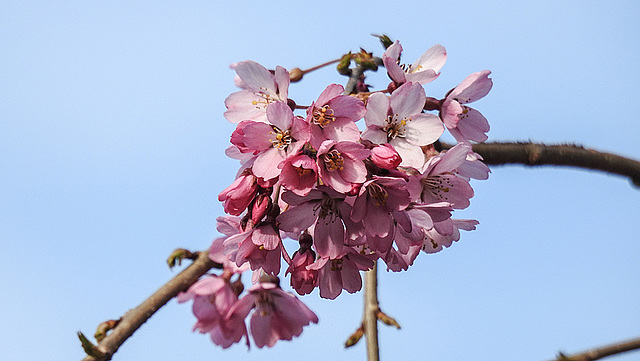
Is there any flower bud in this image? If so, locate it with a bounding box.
[370,144,402,169]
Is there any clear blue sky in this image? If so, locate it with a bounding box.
[1,1,639,360]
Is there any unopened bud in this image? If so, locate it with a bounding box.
[289,67,304,82]
[371,144,402,169]
[337,53,352,75]
[372,34,394,49]
[344,327,364,347]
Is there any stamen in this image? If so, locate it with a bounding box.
[312,105,336,127]
[367,182,388,207]
[269,126,293,149]
[323,150,344,172]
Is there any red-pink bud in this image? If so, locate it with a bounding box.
[370,144,402,169]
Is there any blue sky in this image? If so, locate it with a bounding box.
[1,1,639,360]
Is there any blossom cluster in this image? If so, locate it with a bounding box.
[180,40,492,349]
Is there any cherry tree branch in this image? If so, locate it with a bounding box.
[364,263,380,361]
[79,251,219,361]
[548,336,640,361]
[441,141,640,188]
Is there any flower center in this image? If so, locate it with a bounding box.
[383,114,409,141]
[251,89,276,110]
[421,175,453,201]
[367,182,388,207]
[323,149,344,172]
[312,105,336,127]
[399,62,423,74]
[330,258,343,271]
[294,166,312,176]
[269,126,293,149]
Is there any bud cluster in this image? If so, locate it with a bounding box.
[181,39,493,349]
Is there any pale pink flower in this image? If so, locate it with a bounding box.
[362,82,444,169]
[307,247,375,299]
[306,84,366,149]
[227,282,318,348]
[316,140,370,194]
[408,144,475,209]
[382,41,447,85]
[422,219,479,253]
[224,61,290,123]
[440,70,493,143]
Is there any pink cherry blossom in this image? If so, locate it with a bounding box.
[285,234,318,295]
[232,102,310,181]
[223,222,283,275]
[440,70,493,143]
[278,153,318,196]
[306,84,366,149]
[370,143,402,169]
[362,82,444,169]
[226,282,318,348]
[350,176,412,253]
[177,275,248,348]
[408,144,475,209]
[316,140,370,194]
[224,61,290,123]
[421,219,479,253]
[218,169,258,216]
[382,41,447,85]
[307,247,375,299]
[276,187,363,259]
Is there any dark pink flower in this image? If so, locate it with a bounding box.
[306,84,365,149]
[277,187,363,259]
[370,143,402,169]
[316,140,370,194]
[223,222,283,275]
[218,170,258,216]
[286,236,318,295]
[308,247,375,299]
[177,275,248,348]
[440,70,493,143]
[227,282,318,348]
[350,177,412,252]
[278,153,318,196]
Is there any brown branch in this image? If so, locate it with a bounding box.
[364,262,380,361]
[549,336,640,361]
[80,251,219,361]
[441,142,640,188]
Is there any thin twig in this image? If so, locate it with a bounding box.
[364,262,380,361]
[80,251,219,361]
[548,336,640,361]
[441,141,640,188]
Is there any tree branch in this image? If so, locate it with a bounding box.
[80,251,219,361]
[549,336,640,361]
[442,142,640,188]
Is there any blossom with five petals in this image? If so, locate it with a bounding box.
[362,82,444,169]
